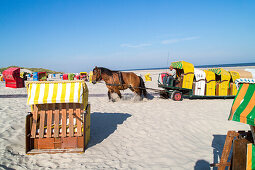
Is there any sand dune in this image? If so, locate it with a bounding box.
[0,69,250,169]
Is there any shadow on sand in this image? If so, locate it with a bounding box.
[0,94,27,98]
[194,135,228,170]
[88,112,131,147]
[211,134,230,170]
[0,164,15,170]
[194,160,210,170]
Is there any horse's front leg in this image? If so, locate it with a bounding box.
[110,88,121,102]
[116,89,122,99]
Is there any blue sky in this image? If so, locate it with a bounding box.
[0,0,254,72]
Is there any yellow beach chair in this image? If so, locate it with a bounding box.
[208,68,231,96]
[145,73,152,81]
[89,71,93,83]
[229,71,240,95]
[171,61,194,89]
[25,80,90,154]
[204,70,216,96]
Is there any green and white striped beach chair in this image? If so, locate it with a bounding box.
[212,79,255,170]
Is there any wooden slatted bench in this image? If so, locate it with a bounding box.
[25,80,90,154]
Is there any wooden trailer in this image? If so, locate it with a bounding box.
[158,61,235,100]
[25,80,90,154]
[211,79,255,169]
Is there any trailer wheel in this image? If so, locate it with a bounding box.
[172,91,183,101]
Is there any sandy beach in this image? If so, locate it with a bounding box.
[0,68,251,169]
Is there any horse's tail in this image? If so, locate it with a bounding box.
[139,76,148,98]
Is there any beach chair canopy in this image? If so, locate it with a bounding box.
[235,79,255,89]
[208,68,231,81]
[229,71,240,82]
[80,72,88,75]
[26,80,88,105]
[203,70,215,82]
[3,67,20,80]
[170,61,194,73]
[170,61,194,89]
[228,79,255,126]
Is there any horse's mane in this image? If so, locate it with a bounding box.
[96,67,118,76]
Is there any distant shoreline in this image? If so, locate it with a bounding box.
[120,62,255,71]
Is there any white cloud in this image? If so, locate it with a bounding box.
[161,36,200,44]
[120,43,152,48]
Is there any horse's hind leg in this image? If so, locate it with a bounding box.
[135,89,142,97]
[130,86,143,101]
[108,90,112,101]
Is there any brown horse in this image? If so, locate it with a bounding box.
[92,67,147,101]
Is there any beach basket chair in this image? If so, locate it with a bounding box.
[25,80,90,154]
[211,79,255,170]
[145,73,152,81]
[208,68,231,96]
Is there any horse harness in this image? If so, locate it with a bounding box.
[102,71,126,89]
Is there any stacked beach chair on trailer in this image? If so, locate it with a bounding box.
[25,80,90,154]
[208,68,231,96]
[193,68,206,96]
[203,70,216,96]
[157,61,248,100]
[211,79,255,169]
[229,71,240,96]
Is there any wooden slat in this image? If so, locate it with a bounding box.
[39,105,45,138]
[250,125,255,144]
[46,104,52,138]
[232,138,250,170]
[211,131,239,170]
[61,103,67,137]
[26,148,84,155]
[76,104,82,136]
[68,103,74,137]
[54,104,60,137]
[25,114,32,153]
[31,105,38,138]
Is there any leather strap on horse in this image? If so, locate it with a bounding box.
[118,72,124,89]
[108,71,125,89]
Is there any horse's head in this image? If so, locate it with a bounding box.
[92,66,102,84]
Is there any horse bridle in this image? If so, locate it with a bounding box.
[94,68,102,82]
